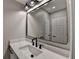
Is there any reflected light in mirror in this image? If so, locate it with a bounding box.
[30,1,35,7]
[25,6,29,10]
[52,6,56,9]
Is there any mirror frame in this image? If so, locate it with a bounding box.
[26,0,73,50]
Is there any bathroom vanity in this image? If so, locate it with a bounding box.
[10,38,68,59]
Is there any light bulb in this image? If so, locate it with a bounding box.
[25,6,29,10]
[30,1,35,7]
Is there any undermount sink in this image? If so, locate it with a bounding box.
[19,45,42,58]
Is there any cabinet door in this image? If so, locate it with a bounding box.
[10,54,18,59]
[51,10,68,44]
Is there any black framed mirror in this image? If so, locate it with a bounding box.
[26,0,70,50]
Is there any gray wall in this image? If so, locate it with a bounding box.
[66,0,75,59]
[71,0,75,58]
[3,0,26,59]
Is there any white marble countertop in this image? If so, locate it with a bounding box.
[10,38,68,59]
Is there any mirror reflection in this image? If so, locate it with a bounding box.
[27,0,69,49]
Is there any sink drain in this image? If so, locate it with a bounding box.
[31,54,34,58]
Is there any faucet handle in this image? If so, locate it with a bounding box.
[39,44,43,49]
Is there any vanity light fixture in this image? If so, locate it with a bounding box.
[30,1,35,7]
[37,0,43,2]
[25,6,29,10]
[24,0,45,11]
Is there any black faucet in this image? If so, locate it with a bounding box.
[32,37,38,47]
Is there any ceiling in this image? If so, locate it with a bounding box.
[16,0,67,13]
[42,0,67,13]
